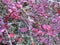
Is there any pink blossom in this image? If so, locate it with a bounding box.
[16,2,22,8]
[32,28,39,32]
[30,0,35,3]
[20,0,27,2]
[0,29,5,33]
[54,3,59,8]
[37,30,42,35]
[2,0,11,4]
[49,42,53,45]
[52,18,58,23]
[9,33,15,38]
[20,27,28,33]
[10,12,20,20]
[18,37,23,43]
[40,37,47,43]
[8,9,13,13]
[47,32,51,36]
[42,24,52,30]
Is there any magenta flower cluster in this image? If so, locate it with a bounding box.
[0,0,60,45]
